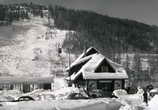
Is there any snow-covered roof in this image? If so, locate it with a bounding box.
[0,76,54,84]
[70,64,128,81]
[66,54,92,71]
[105,58,123,70]
[82,53,104,72]
[68,47,128,81]
[82,72,128,80]
[66,47,98,71]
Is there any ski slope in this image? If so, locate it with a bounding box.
[0,16,75,77]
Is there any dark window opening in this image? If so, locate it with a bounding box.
[95,59,115,73]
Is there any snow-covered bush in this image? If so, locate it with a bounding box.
[54,87,80,99]
[113,89,127,98]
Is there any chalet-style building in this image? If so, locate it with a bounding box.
[66,47,128,97]
[0,76,54,93]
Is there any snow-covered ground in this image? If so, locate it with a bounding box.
[0,98,122,110]
[0,94,152,110]
[148,95,158,110]
[0,16,75,77]
[0,87,153,110]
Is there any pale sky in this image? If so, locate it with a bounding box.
[58,0,158,25]
[1,0,158,25]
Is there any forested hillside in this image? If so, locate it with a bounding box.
[48,6,158,84]
[49,6,158,56]
[0,3,158,84]
[0,4,158,56]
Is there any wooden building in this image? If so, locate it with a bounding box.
[0,76,54,93]
[66,47,128,97]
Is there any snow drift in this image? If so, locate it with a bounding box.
[149,95,158,110]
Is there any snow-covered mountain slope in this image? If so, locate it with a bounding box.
[0,17,75,77]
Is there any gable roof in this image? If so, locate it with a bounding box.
[105,57,123,70]
[66,54,93,71]
[66,47,98,71]
[81,53,104,72]
[67,47,128,81]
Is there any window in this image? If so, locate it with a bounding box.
[101,66,109,72]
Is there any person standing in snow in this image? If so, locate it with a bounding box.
[143,89,148,105]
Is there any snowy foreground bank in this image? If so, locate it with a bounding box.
[0,87,153,110]
[1,90,158,110]
[0,98,150,110]
[0,99,122,110]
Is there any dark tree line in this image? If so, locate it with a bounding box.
[48,5,158,83]
[48,5,158,55]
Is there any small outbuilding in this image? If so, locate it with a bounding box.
[66,47,128,97]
